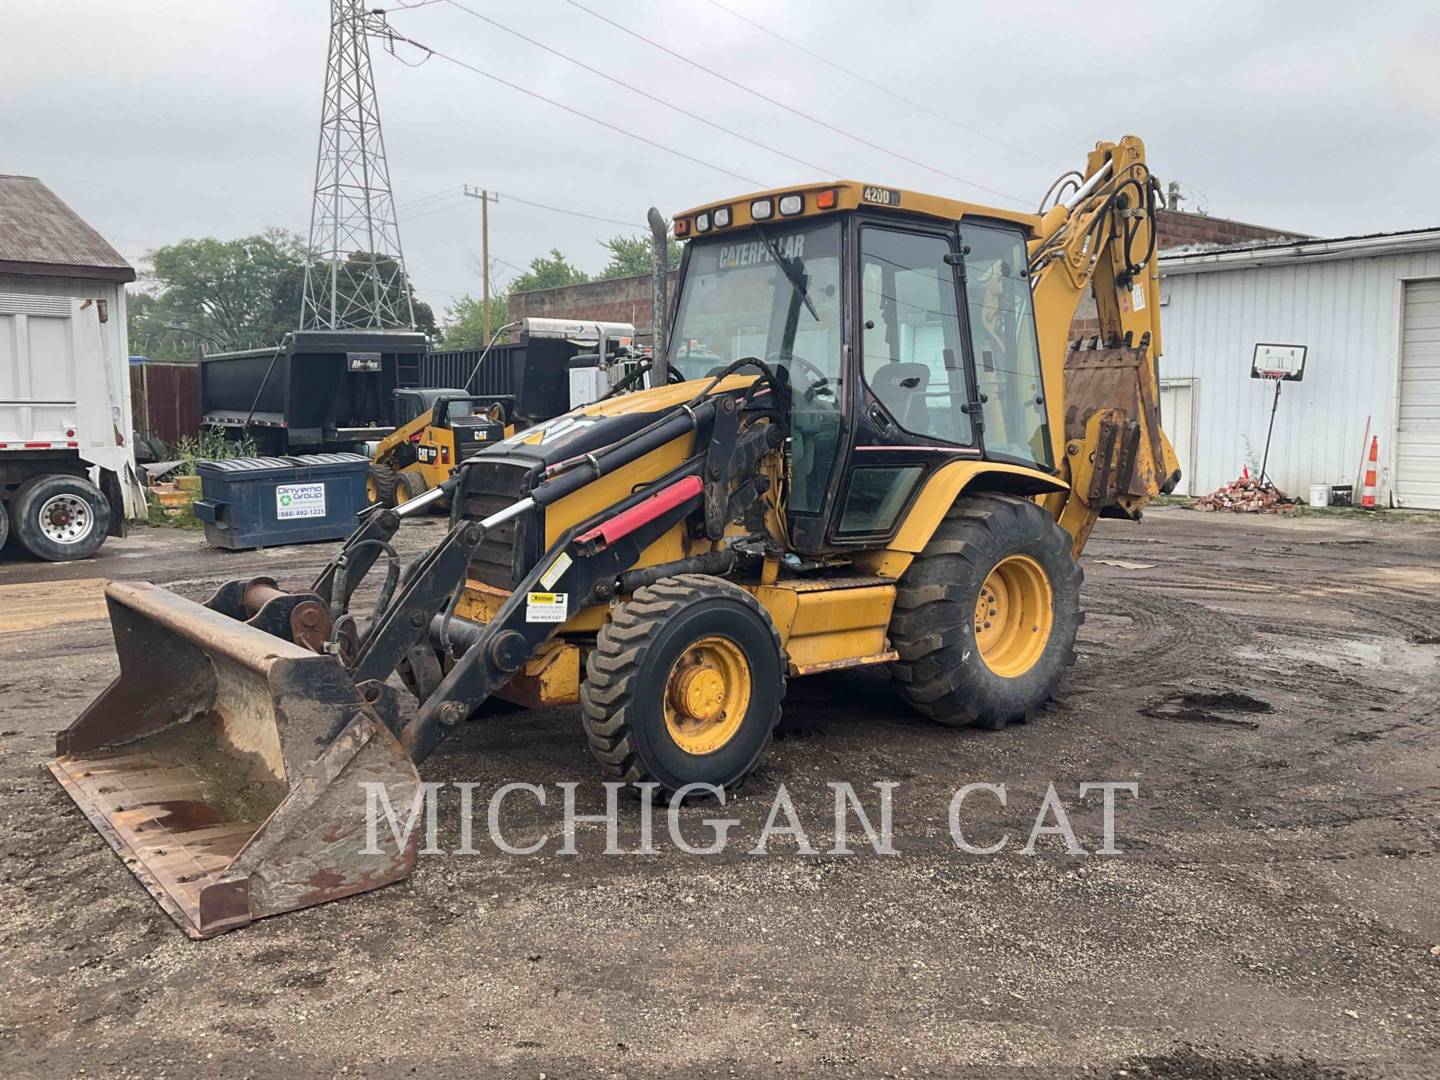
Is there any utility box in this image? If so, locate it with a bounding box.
[193,453,368,550]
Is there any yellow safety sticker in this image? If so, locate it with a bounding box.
[539,552,572,591]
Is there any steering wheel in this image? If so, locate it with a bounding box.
[767,352,835,404]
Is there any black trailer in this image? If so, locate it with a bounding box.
[200,329,428,454]
[421,318,639,430]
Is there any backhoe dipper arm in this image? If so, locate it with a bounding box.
[1026,136,1182,552]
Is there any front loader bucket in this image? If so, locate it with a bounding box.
[48,581,422,939]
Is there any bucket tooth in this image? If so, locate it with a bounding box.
[49,581,422,939]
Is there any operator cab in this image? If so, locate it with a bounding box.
[667,182,1053,553]
[391,387,509,454]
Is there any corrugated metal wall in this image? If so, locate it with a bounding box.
[1158,252,1440,500]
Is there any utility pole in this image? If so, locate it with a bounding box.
[302,0,414,331]
[463,186,498,342]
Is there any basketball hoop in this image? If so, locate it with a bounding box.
[1250,343,1308,490]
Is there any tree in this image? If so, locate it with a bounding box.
[126,229,438,358]
[596,233,682,280]
[134,229,308,354]
[439,293,511,351]
[508,249,591,294]
[332,252,438,340]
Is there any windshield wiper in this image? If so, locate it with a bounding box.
[759,227,819,322]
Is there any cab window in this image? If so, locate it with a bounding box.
[859,227,973,446]
[962,223,1051,468]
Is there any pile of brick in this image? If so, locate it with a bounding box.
[1190,477,1295,513]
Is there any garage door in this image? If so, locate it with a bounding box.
[1397,280,1440,509]
[1160,380,1195,496]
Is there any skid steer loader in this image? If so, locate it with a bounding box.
[51,137,1179,937]
[366,388,512,509]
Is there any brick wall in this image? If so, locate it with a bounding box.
[508,271,678,334]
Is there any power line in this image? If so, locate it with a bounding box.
[368,17,767,187]
[396,184,644,229]
[491,190,642,229]
[396,185,467,211]
[440,0,839,179]
[400,196,473,222]
[702,0,1065,170]
[562,0,1029,206]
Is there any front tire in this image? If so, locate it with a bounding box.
[394,470,427,507]
[890,493,1081,729]
[11,474,110,562]
[580,574,785,794]
[367,463,398,507]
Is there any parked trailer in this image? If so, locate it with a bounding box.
[422,318,642,429]
[0,292,143,561]
[199,329,428,455]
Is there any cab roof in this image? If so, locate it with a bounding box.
[674,180,1039,239]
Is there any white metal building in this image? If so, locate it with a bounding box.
[1157,228,1440,508]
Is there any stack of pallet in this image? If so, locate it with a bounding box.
[1191,476,1292,513]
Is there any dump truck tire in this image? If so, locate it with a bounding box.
[394,470,427,507]
[581,574,785,795]
[0,499,9,551]
[367,463,398,507]
[11,474,110,562]
[890,493,1082,729]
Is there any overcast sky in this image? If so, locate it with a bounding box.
[5,0,1438,319]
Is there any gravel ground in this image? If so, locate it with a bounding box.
[0,508,1437,1078]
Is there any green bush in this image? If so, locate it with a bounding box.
[174,427,257,476]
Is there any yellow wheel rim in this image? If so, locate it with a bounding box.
[365,474,380,503]
[394,479,412,505]
[975,555,1054,678]
[663,635,750,755]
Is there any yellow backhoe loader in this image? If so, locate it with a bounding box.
[365,388,511,508]
[50,137,1179,937]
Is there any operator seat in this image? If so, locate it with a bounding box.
[870,362,931,434]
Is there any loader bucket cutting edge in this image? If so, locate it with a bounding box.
[47,581,422,939]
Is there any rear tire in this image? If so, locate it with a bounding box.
[394,470,427,508]
[11,474,110,562]
[0,499,9,551]
[889,493,1081,729]
[580,574,785,795]
[367,463,398,507]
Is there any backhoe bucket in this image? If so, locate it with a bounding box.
[48,581,422,939]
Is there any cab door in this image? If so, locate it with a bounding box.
[960,222,1053,470]
[827,220,980,543]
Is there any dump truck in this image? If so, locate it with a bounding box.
[51,137,1179,937]
[1,292,144,561]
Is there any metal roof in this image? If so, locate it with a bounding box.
[1162,225,1440,274]
[0,174,135,282]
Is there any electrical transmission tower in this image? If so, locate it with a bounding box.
[301,0,415,331]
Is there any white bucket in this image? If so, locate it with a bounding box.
[1309,483,1330,508]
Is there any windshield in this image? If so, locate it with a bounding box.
[666,220,842,391]
[666,219,844,514]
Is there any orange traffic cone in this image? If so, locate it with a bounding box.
[1360,436,1379,510]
